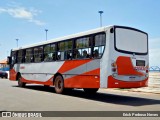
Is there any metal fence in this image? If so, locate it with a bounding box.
[149,66,160,72]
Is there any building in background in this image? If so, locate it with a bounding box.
[0,59,9,71]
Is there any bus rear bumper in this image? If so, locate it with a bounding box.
[108,76,148,88]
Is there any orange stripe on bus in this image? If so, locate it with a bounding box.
[9,69,17,81]
[116,56,144,76]
[58,59,92,73]
[64,68,100,88]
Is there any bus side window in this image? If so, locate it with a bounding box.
[75,37,91,59]
[40,47,43,62]
[44,44,51,62]
[82,48,91,58]
[93,33,105,58]
[56,51,65,60]
[17,50,23,63]
[73,49,80,59]
[34,47,39,62]
[57,40,72,60]
[50,44,56,61]
[93,46,105,58]
[31,56,34,62]
[34,46,43,62]
[99,46,105,57]
[11,51,17,64]
[21,50,26,63]
[52,52,56,61]
[57,42,65,61]
[64,40,72,60]
[82,50,88,58]
[93,47,99,58]
[26,48,33,63]
[65,50,72,60]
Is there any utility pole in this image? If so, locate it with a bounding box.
[45,29,48,40]
[98,11,104,27]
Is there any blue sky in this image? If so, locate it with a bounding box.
[0,0,160,66]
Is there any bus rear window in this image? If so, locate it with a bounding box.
[115,28,148,54]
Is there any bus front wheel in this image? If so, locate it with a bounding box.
[83,88,99,94]
[17,74,26,87]
[54,75,64,94]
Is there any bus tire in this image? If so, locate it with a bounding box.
[17,74,26,87]
[83,88,99,94]
[54,75,64,94]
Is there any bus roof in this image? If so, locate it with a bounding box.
[12,25,112,51]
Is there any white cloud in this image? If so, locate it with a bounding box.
[0,6,45,26]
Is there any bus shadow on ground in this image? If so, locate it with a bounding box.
[13,85,160,107]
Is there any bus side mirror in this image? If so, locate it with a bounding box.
[7,56,11,65]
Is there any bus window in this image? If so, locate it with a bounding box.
[65,40,72,60]
[11,51,17,64]
[82,48,91,58]
[57,40,73,60]
[44,44,51,62]
[99,46,105,57]
[93,33,105,58]
[74,37,91,59]
[93,47,99,58]
[57,51,64,60]
[17,50,23,63]
[59,42,65,51]
[76,37,90,48]
[34,46,43,62]
[73,49,80,59]
[57,42,65,60]
[65,50,72,60]
[82,49,88,58]
[57,51,61,60]
[50,44,56,61]
[95,34,105,46]
[22,50,26,63]
[26,48,33,63]
[93,46,105,58]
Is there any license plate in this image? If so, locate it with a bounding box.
[136,60,145,66]
[129,76,135,80]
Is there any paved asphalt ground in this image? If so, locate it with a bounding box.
[0,78,160,120]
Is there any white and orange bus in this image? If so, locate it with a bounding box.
[8,25,148,94]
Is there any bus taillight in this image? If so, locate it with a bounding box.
[111,62,117,77]
[111,62,116,67]
[112,68,116,72]
[146,69,149,73]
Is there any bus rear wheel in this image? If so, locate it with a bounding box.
[83,88,99,94]
[17,74,26,87]
[54,75,64,94]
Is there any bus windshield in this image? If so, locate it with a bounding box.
[115,27,148,54]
